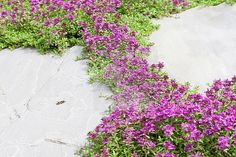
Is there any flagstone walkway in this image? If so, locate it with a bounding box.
[0,3,236,157]
[0,47,111,157]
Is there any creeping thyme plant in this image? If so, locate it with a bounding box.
[1,0,236,157]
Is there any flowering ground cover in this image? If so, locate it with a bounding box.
[1,0,236,157]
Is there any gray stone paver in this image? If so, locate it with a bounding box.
[149,4,236,91]
[0,46,111,157]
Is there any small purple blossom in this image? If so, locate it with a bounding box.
[155,152,177,157]
[10,13,16,19]
[172,0,180,6]
[183,1,189,7]
[187,153,203,157]
[184,143,193,152]
[102,148,109,157]
[48,6,56,11]
[1,11,8,17]
[30,0,39,5]
[52,17,60,25]
[162,124,175,137]
[65,14,74,21]
[163,141,176,150]
[44,19,50,26]
[189,129,202,142]
[218,136,230,150]
[132,151,138,157]
[52,30,58,36]
[30,6,37,13]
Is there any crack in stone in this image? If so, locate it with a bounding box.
[25,99,31,111]
[45,138,78,147]
[14,109,21,119]
[25,58,65,111]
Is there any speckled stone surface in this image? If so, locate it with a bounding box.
[149,4,236,91]
[0,46,111,157]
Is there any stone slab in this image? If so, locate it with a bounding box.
[149,4,236,91]
[0,47,112,157]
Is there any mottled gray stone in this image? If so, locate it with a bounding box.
[0,46,112,157]
[149,4,236,91]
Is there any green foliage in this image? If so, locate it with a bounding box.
[79,117,236,157]
[118,0,184,18]
[118,0,236,18]
[0,1,88,54]
[78,1,236,157]
[85,0,236,89]
[120,14,159,46]
[190,0,236,6]
[1,0,235,55]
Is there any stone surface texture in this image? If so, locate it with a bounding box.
[0,46,111,157]
[149,4,236,91]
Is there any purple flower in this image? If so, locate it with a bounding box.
[181,123,196,132]
[189,129,202,142]
[1,11,8,18]
[137,138,156,149]
[183,1,189,7]
[172,0,180,6]
[162,124,175,137]
[65,14,74,21]
[53,17,60,25]
[52,30,58,35]
[30,6,37,13]
[184,143,193,152]
[48,6,56,11]
[102,148,109,157]
[30,0,39,5]
[88,132,97,139]
[10,13,16,19]
[94,154,99,157]
[132,151,138,157]
[218,136,230,150]
[187,153,203,157]
[44,19,50,26]
[157,62,164,69]
[155,152,176,157]
[63,2,71,11]
[163,141,176,150]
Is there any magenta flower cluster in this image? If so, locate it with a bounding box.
[171,0,189,7]
[77,0,236,156]
[1,0,82,38]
